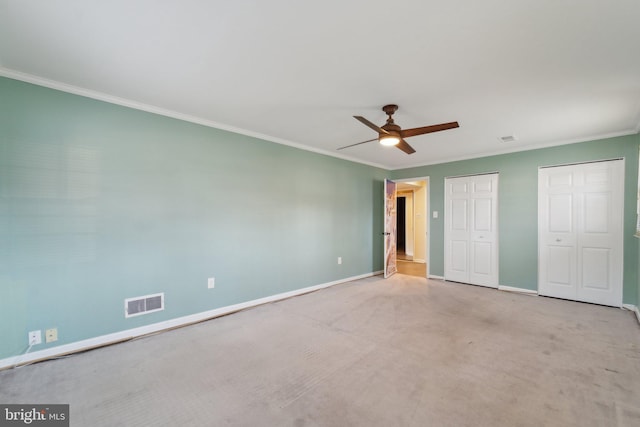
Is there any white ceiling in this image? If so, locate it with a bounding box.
[1,0,639,170]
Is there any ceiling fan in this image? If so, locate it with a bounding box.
[338,104,459,154]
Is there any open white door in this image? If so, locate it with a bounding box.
[384,179,397,278]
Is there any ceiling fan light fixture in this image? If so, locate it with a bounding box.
[379,135,400,146]
[338,105,459,155]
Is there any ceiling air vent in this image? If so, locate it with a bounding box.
[498,135,517,143]
[125,293,164,318]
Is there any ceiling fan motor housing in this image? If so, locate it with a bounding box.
[381,104,401,138]
[380,128,400,142]
[381,122,401,133]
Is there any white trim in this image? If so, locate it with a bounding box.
[498,285,538,296]
[538,157,624,170]
[412,259,426,264]
[428,275,445,280]
[444,171,500,179]
[390,130,638,170]
[3,67,635,173]
[0,67,387,170]
[623,304,640,325]
[0,271,379,370]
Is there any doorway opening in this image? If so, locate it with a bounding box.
[396,196,407,258]
[395,179,428,278]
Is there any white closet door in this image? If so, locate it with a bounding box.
[445,174,499,287]
[538,160,624,307]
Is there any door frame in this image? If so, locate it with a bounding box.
[393,176,430,278]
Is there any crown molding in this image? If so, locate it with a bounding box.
[390,129,639,170]
[0,67,389,170]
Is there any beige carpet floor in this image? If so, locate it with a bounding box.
[1,274,639,426]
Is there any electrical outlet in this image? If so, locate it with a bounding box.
[208,277,215,289]
[46,328,58,343]
[337,257,342,265]
[28,330,41,345]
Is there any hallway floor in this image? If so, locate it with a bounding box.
[396,259,426,277]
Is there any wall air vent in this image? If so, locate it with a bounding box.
[125,293,164,318]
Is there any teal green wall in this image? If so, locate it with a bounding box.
[0,77,386,360]
[2,75,638,362]
[393,134,640,305]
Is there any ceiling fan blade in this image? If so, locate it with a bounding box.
[354,116,389,134]
[336,138,378,151]
[400,121,459,138]
[396,138,416,154]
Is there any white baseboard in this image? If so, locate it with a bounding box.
[498,285,539,296]
[413,258,426,264]
[623,304,640,325]
[428,275,445,280]
[0,271,379,370]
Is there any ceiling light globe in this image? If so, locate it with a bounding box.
[380,136,400,146]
